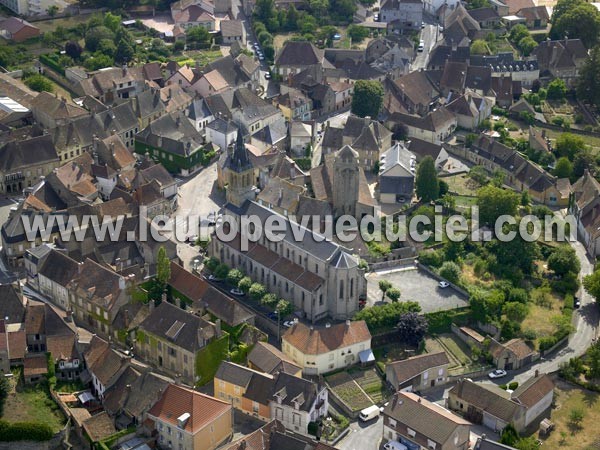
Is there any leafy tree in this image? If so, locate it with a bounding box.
[156,247,171,286]
[439,261,461,284]
[470,39,489,55]
[470,289,505,323]
[347,25,369,43]
[500,423,519,445]
[469,165,488,185]
[587,342,600,379]
[515,437,541,450]
[65,41,83,59]
[488,223,541,276]
[548,245,580,276]
[214,263,229,280]
[551,0,600,48]
[249,283,267,301]
[0,377,8,416]
[330,0,357,22]
[23,74,53,93]
[553,156,573,178]
[518,36,537,56]
[386,287,401,302]
[103,12,122,32]
[97,39,117,57]
[47,5,59,16]
[227,269,244,286]
[569,407,585,429]
[351,80,384,119]
[238,276,252,293]
[115,37,135,64]
[255,0,275,22]
[276,299,293,316]
[284,5,299,31]
[83,53,114,71]
[415,156,440,202]
[503,301,529,322]
[577,45,600,109]
[509,24,529,44]
[547,78,567,101]
[85,26,115,52]
[583,269,600,303]
[379,280,392,298]
[353,301,421,330]
[309,0,329,16]
[397,312,428,346]
[573,149,595,177]
[555,133,587,160]
[477,185,519,224]
[261,292,278,307]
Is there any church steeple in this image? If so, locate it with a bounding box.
[229,129,251,173]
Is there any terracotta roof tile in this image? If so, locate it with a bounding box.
[283,321,371,355]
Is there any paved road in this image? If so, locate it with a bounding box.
[337,417,383,450]
[411,23,438,71]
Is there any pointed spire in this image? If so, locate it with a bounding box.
[230,128,252,173]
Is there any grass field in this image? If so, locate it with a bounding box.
[426,334,480,375]
[3,378,65,433]
[326,371,373,411]
[34,15,91,34]
[443,174,482,196]
[541,382,600,449]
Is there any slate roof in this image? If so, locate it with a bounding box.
[137,111,203,157]
[30,92,87,121]
[221,20,243,37]
[83,411,117,443]
[248,341,302,375]
[449,379,519,422]
[383,391,470,446]
[0,134,59,172]
[533,39,588,71]
[257,177,304,213]
[386,352,450,385]
[215,361,266,388]
[38,250,79,287]
[148,384,231,434]
[139,301,216,353]
[276,41,324,67]
[389,108,456,132]
[0,284,25,324]
[84,336,130,388]
[283,321,371,355]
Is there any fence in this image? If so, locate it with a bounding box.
[448,366,491,383]
[540,334,569,357]
[368,256,418,271]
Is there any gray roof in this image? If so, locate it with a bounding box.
[386,352,449,385]
[215,361,256,387]
[449,379,519,422]
[0,284,25,324]
[206,117,237,134]
[276,41,324,67]
[380,142,416,176]
[251,119,287,145]
[136,111,203,157]
[220,20,243,37]
[0,134,59,172]
[187,98,213,121]
[38,250,80,287]
[139,301,216,353]
[247,341,302,375]
[383,392,469,446]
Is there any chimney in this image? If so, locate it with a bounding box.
[215,318,222,336]
[161,291,167,303]
[124,309,130,328]
[93,135,99,152]
[535,369,539,378]
[118,276,126,290]
[93,152,99,165]
[417,397,421,403]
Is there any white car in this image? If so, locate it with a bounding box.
[264,73,271,80]
[439,281,450,288]
[230,288,244,296]
[208,274,223,282]
[283,320,294,328]
[488,369,508,379]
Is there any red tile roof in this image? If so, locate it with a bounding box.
[283,321,371,355]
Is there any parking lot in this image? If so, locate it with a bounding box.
[366,268,468,313]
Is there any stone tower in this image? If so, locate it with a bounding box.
[225,130,255,208]
[332,145,360,218]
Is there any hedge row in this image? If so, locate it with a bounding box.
[425,308,470,334]
[0,421,54,441]
[39,54,65,76]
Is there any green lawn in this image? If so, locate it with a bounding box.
[3,381,65,433]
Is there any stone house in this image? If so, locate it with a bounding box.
[385,352,450,392]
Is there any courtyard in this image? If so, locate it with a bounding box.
[366,268,469,313]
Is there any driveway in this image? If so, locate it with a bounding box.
[337,416,383,450]
[366,268,468,313]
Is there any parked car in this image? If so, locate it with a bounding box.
[283,320,294,328]
[384,441,408,450]
[264,72,271,79]
[208,274,223,282]
[230,288,244,296]
[333,33,341,40]
[439,281,450,288]
[421,21,425,29]
[374,13,379,21]
[574,296,581,308]
[267,312,278,320]
[488,369,507,379]
[417,41,425,52]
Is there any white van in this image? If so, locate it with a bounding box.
[359,404,380,421]
[417,40,425,52]
[384,441,408,450]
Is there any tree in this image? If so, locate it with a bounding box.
[583,269,600,303]
[378,280,392,298]
[65,41,83,59]
[547,78,567,101]
[470,39,489,55]
[553,156,573,178]
[238,276,252,293]
[227,269,244,286]
[469,165,488,185]
[518,36,537,56]
[386,287,401,302]
[439,261,461,284]
[569,407,585,429]
[477,185,519,224]
[0,377,8,416]
[347,25,369,43]
[23,74,53,93]
[284,5,299,31]
[548,245,580,276]
[309,0,329,16]
[276,299,293,316]
[85,26,115,52]
[551,0,600,48]
[353,301,421,330]
[577,45,600,109]
[470,289,505,323]
[261,292,278,307]
[587,342,600,379]
[156,247,171,286]
[573,149,595,177]
[415,156,440,202]
[103,12,122,32]
[115,37,135,64]
[83,53,114,71]
[500,423,519,446]
[187,25,211,44]
[397,312,428,346]
[249,283,267,301]
[255,0,275,22]
[509,24,529,44]
[351,80,384,119]
[555,133,587,160]
[214,263,230,280]
[47,5,59,16]
[503,301,529,322]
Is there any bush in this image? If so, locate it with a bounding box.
[439,261,461,284]
[238,276,252,293]
[508,381,519,390]
[249,283,267,301]
[419,249,443,268]
[214,263,229,280]
[386,287,401,302]
[353,301,421,331]
[204,256,219,272]
[23,74,53,93]
[227,269,244,286]
[0,421,54,441]
[539,336,558,352]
